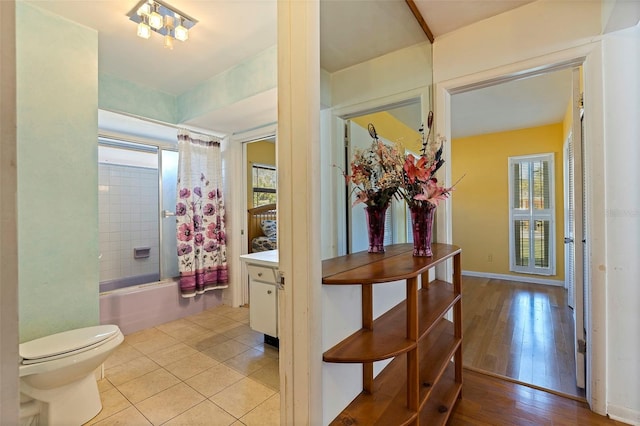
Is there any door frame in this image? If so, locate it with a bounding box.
[434,42,606,414]
[228,125,277,308]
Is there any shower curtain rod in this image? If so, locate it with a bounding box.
[100,108,227,139]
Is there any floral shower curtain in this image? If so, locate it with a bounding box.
[176,129,228,298]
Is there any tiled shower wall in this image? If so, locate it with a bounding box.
[98,163,159,287]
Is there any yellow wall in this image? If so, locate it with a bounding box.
[246,140,276,208]
[452,123,565,281]
[351,111,422,153]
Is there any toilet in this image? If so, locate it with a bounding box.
[19,324,124,425]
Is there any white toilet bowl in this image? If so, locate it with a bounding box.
[19,324,124,425]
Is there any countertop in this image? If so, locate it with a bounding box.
[239,250,279,268]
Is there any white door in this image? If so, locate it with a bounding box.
[564,137,575,309]
[570,66,586,389]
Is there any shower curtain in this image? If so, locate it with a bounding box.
[176,129,228,298]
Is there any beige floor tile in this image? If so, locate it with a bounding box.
[185,364,244,398]
[231,330,264,348]
[164,352,219,381]
[103,343,144,369]
[209,377,275,419]
[223,308,250,323]
[193,317,241,333]
[147,342,199,366]
[125,328,170,346]
[162,323,212,341]
[135,383,205,426]
[222,324,253,339]
[155,318,194,334]
[247,359,280,391]
[230,422,246,426]
[251,342,280,359]
[105,356,160,386]
[207,305,237,317]
[201,340,252,362]
[163,400,237,426]
[92,406,152,426]
[98,378,115,393]
[210,319,247,337]
[132,333,180,355]
[116,368,181,404]
[84,388,131,425]
[224,348,277,376]
[240,393,280,426]
[182,330,230,351]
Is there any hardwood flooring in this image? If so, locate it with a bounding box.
[450,369,623,425]
[461,276,585,399]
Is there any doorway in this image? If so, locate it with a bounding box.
[448,66,587,399]
[240,136,276,306]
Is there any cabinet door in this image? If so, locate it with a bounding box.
[250,281,278,337]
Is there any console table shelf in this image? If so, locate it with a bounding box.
[322,243,462,425]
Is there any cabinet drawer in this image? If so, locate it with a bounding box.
[247,264,278,284]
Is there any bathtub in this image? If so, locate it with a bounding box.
[100,279,223,335]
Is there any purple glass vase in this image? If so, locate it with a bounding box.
[365,204,388,253]
[410,203,436,257]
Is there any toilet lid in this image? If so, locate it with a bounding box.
[20,325,121,363]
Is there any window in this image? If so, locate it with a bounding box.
[252,164,277,207]
[508,153,555,275]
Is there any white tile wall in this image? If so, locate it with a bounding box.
[99,164,159,283]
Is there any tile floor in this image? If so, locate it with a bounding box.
[86,305,280,426]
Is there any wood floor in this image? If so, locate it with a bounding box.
[461,276,585,399]
[450,369,624,425]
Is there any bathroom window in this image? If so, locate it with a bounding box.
[98,138,179,292]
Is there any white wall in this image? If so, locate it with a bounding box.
[601,23,640,425]
[433,1,640,423]
[331,41,432,109]
[433,1,601,83]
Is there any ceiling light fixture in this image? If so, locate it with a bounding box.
[127,0,197,49]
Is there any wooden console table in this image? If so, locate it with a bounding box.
[322,243,462,425]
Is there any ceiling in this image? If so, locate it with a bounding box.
[26,0,564,137]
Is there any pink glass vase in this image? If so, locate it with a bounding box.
[410,203,435,257]
[365,204,388,253]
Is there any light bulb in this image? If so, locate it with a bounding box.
[174,24,188,42]
[136,3,150,16]
[137,22,151,39]
[164,34,174,50]
[149,10,163,30]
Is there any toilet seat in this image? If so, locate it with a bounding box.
[20,325,121,365]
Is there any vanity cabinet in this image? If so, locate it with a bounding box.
[239,250,279,341]
[322,243,462,425]
[247,264,278,337]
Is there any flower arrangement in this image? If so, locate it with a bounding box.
[341,112,461,256]
[345,124,405,208]
[400,111,452,209]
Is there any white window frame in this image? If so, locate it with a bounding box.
[252,163,277,207]
[508,153,556,276]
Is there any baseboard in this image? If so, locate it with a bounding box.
[607,404,640,426]
[462,270,565,287]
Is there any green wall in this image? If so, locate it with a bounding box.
[99,73,177,124]
[16,3,99,342]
